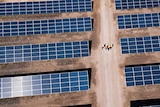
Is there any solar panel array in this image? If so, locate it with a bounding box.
[0,17,92,37]
[0,41,89,64]
[0,0,91,99]
[115,0,160,10]
[143,105,160,107]
[125,64,160,86]
[120,36,160,54]
[0,0,92,16]
[0,70,89,99]
[117,13,160,29]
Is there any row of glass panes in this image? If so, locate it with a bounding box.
[0,17,92,36]
[0,8,91,15]
[0,0,92,16]
[116,3,160,87]
[117,13,160,29]
[0,80,88,89]
[125,65,160,86]
[0,41,90,64]
[0,70,89,99]
[115,0,160,10]
[120,36,160,54]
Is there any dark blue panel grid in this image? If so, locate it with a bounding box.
[120,36,160,54]
[0,17,92,37]
[115,0,160,10]
[125,64,160,86]
[0,41,90,64]
[117,13,160,29]
[0,0,92,16]
[0,70,89,99]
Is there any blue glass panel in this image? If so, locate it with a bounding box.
[70,77,78,82]
[0,70,89,98]
[80,86,88,90]
[2,92,11,98]
[61,83,69,87]
[0,40,89,64]
[125,64,160,86]
[79,71,88,75]
[62,88,70,92]
[2,82,11,88]
[71,87,79,91]
[80,76,88,81]
[42,84,50,89]
[115,0,160,10]
[32,75,41,80]
[126,77,134,82]
[71,82,78,86]
[42,79,50,84]
[121,36,160,54]
[42,89,51,94]
[135,81,143,86]
[144,81,152,85]
[52,83,60,88]
[2,88,11,92]
[2,78,11,83]
[42,74,50,80]
[52,89,60,93]
[61,78,69,82]
[154,80,160,84]
[70,72,78,76]
[61,73,69,78]
[118,13,160,29]
[80,81,88,85]
[51,74,59,79]
[0,17,92,37]
[127,82,134,86]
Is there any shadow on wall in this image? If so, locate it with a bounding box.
[131,98,160,107]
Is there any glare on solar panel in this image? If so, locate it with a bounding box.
[0,0,92,16]
[0,41,90,64]
[0,70,89,99]
[117,13,160,29]
[125,64,160,86]
[0,17,92,37]
[120,36,160,54]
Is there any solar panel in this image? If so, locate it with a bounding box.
[117,13,160,29]
[0,41,90,64]
[120,36,160,54]
[0,70,89,99]
[0,0,92,16]
[0,17,92,37]
[125,64,160,86]
[115,0,160,10]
